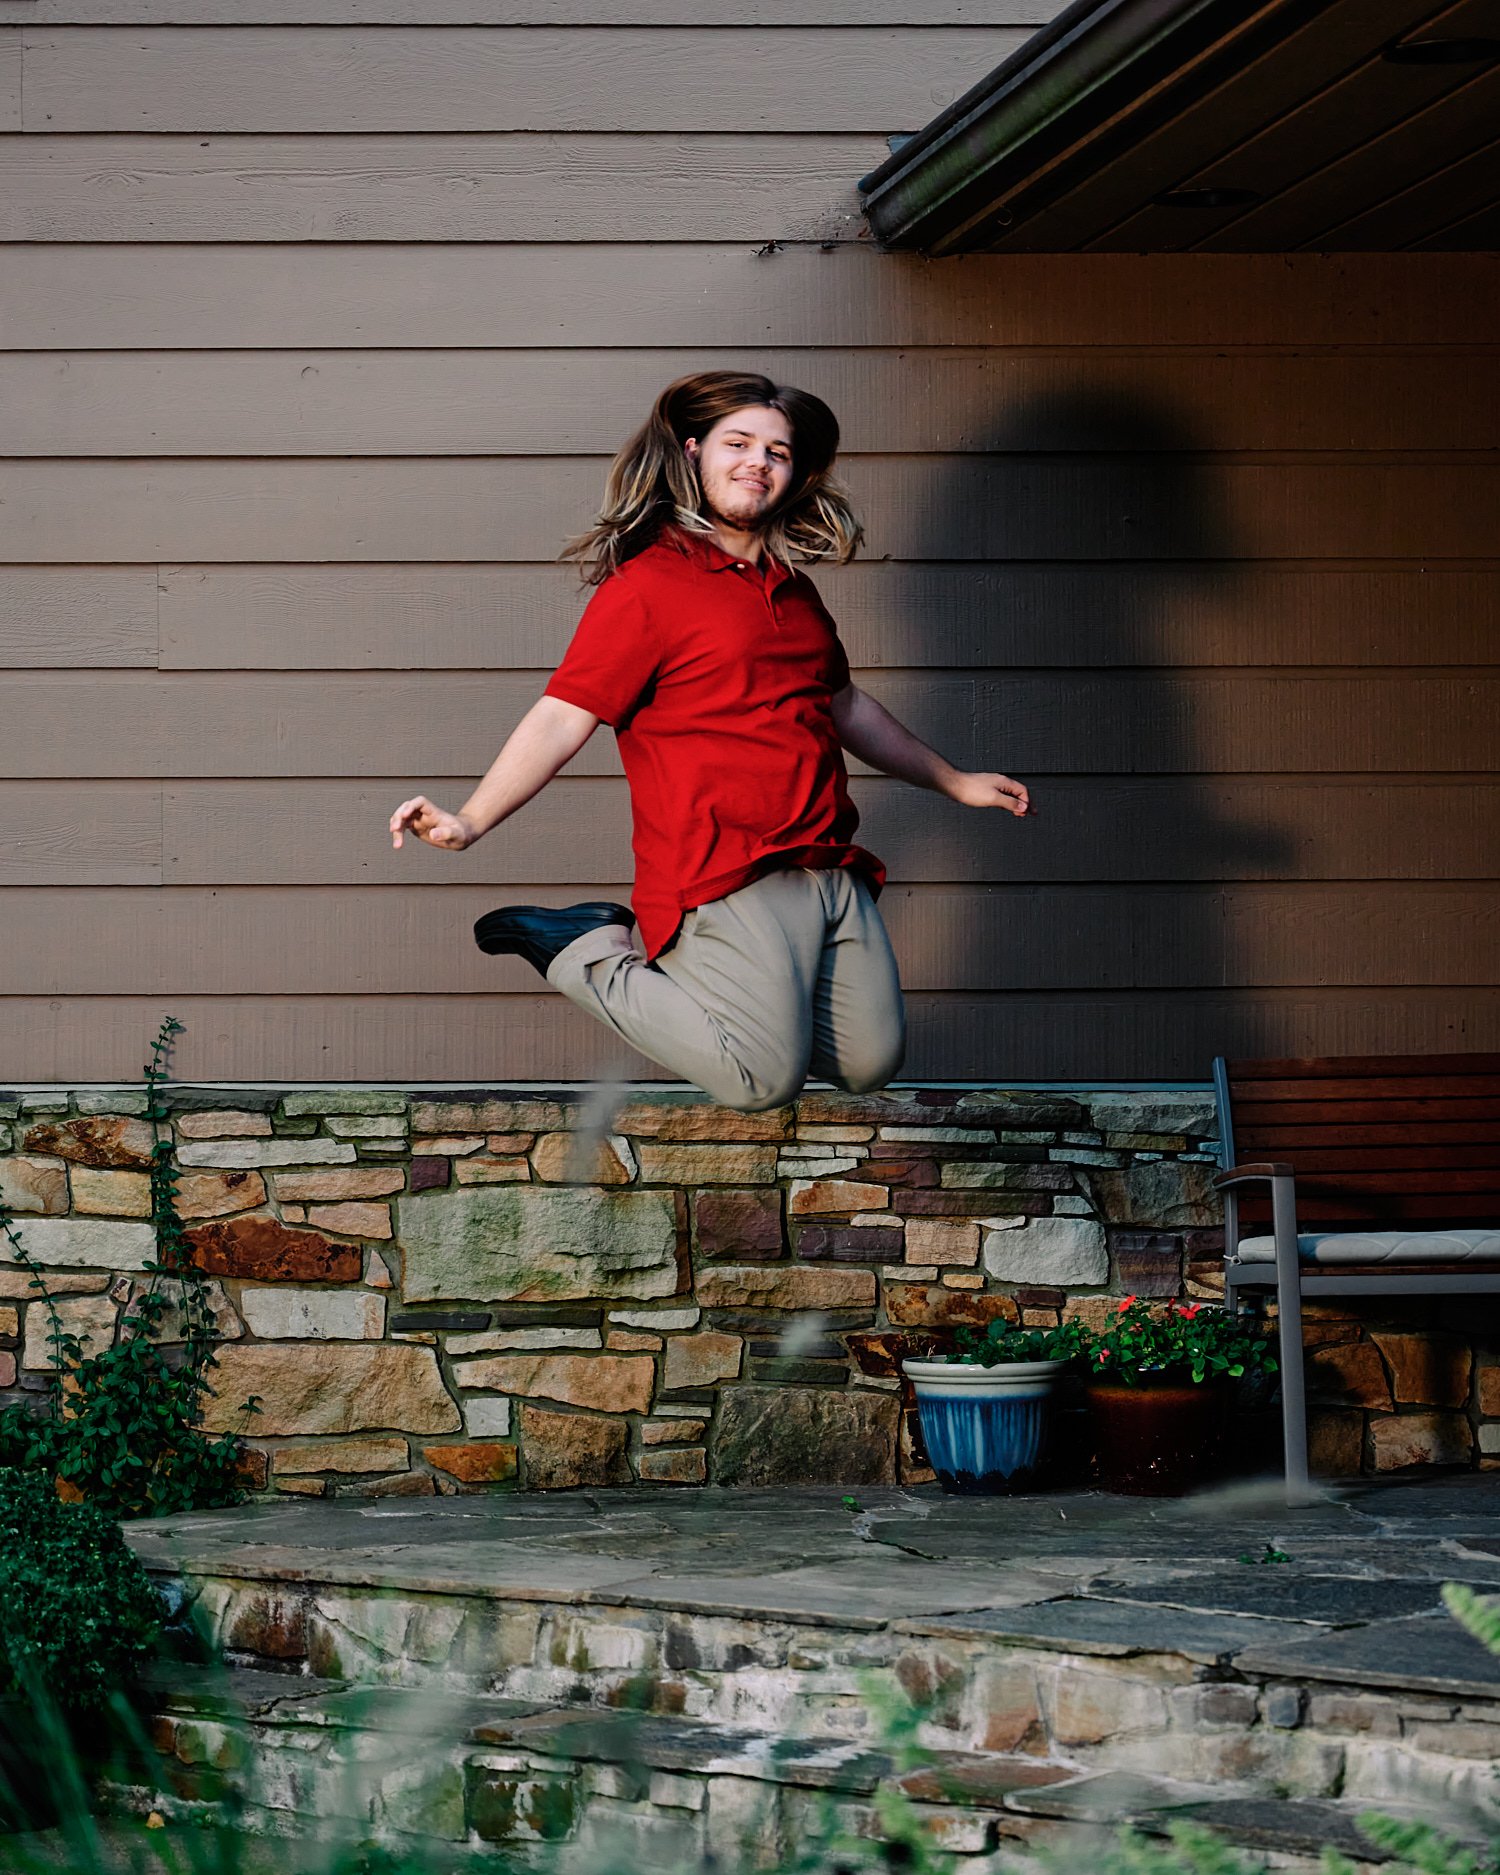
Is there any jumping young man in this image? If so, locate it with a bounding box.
[389,371,1030,1112]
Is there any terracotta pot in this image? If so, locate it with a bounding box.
[1087,1375,1231,1496]
[902,1358,1070,1495]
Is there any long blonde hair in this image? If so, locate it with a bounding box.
[561,371,863,585]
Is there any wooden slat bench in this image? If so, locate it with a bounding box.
[1212,1053,1500,1503]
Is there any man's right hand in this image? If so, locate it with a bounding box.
[389,797,474,851]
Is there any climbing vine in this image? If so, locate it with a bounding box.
[0,1016,257,1516]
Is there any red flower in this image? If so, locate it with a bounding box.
[1096,1349,1111,1364]
[1175,1303,1202,1320]
[1116,1295,1137,1314]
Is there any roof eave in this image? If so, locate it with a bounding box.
[858,0,1286,253]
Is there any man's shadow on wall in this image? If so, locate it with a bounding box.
[875,383,1295,1079]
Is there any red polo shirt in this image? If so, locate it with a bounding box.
[544,528,884,960]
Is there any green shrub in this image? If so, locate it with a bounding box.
[0,1016,255,1518]
[0,1467,165,1712]
[949,1317,1092,1365]
[0,1405,50,1470]
[48,1325,249,1518]
[1088,1297,1278,1387]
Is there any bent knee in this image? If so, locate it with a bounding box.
[834,1035,905,1097]
[706,1078,805,1115]
[697,1062,806,1114]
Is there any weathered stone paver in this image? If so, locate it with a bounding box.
[589,1557,1065,1627]
[1083,1569,1483,1625]
[1155,1795,1490,1863]
[1003,1768,1214,1822]
[903,1599,1316,1664]
[1234,1609,1500,1698]
[129,1473,1500,1611]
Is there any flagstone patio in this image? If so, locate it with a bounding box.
[120,1474,1500,1869]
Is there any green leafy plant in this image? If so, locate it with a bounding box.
[0,1017,256,1517]
[1237,1543,1291,1566]
[1088,1297,1278,1388]
[0,1466,165,1712]
[1443,1581,1500,1654]
[949,1317,1092,1366]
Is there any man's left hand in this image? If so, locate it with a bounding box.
[947,772,1031,816]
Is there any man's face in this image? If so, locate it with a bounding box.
[686,405,796,532]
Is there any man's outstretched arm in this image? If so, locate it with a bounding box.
[390,695,601,850]
[830,683,1031,816]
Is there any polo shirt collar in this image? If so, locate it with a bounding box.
[669,526,794,593]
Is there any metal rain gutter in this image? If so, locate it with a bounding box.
[857,0,1290,252]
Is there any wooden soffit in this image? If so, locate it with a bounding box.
[858,0,1500,252]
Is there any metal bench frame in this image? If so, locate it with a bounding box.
[1212,1055,1500,1505]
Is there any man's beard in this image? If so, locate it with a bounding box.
[703,480,775,533]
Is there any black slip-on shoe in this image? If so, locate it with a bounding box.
[473,901,635,978]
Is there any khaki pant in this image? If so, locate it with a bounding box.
[546,867,905,1112]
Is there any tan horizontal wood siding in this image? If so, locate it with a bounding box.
[6,349,1499,454]
[7,671,1500,778]
[0,3,1053,21]
[4,884,1496,995]
[0,33,18,132]
[1,9,1495,1082]
[15,28,1032,131]
[5,458,1499,561]
[2,246,1494,350]
[4,991,1492,1085]
[8,563,1500,671]
[5,777,1498,888]
[1,134,883,242]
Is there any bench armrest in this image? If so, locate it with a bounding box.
[1214,1162,1293,1190]
[1217,1164,1301,1293]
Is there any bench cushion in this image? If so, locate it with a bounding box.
[1236,1228,1500,1265]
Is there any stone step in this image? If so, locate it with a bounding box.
[155,1551,1500,1827]
[126,1665,1495,1874]
[128,1484,1500,1853]
[130,1664,1079,1864]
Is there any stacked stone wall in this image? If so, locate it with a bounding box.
[0,1085,1493,1492]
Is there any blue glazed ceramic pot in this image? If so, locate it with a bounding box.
[901,1358,1069,1494]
